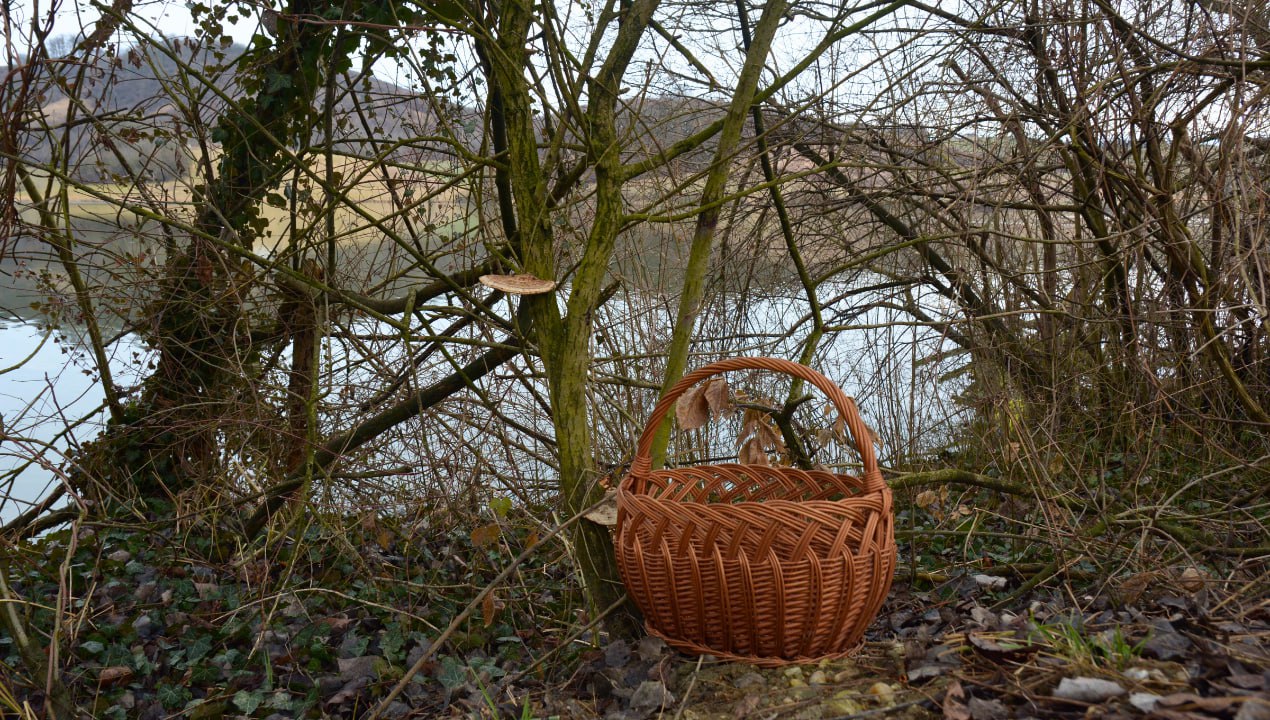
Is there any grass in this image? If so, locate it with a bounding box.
[1029,619,1146,672]
[14,155,471,257]
[0,681,38,720]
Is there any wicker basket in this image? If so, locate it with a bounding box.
[615,357,895,666]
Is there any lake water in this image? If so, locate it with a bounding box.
[0,320,152,523]
[0,283,966,524]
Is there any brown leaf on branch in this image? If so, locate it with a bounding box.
[676,383,710,430]
[482,591,497,627]
[753,414,785,453]
[823,404,849,443]
[703,378,733,417]
[677,379,730,431]
[737,408,785,461]
[738,437,769,465]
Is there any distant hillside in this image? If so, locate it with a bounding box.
[4,36,751,186]
[5,37,441,182]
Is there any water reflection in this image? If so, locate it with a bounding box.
[0,279,967,523]
[0,320,147,523]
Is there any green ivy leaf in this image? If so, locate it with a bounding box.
[436,655,466,690]
[381,622,405,660]
[341,631,370,658]
[267,689,296,710]
[265,69,292,94]
[232,690,263,714]
[489,497,512,519]
[187,635,213,663]
[157,683,192,709]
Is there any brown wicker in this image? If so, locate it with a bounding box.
[615,357,895,666]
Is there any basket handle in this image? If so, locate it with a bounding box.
[627,357,885,494]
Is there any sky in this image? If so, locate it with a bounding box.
[4,0,926,112]
[6,0,261,55]
[5,0,827,93]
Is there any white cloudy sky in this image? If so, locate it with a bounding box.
[6,0,261,52]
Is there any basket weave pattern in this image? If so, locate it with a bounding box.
[616,358,896,666]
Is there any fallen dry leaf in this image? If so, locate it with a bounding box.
[630,680,674,713]
[337,655,381,682]
[1177,566,1208,592]
[1236,698,1270,720]
[906,664,948,683]
[603,638,631,668]
[1130,692,1163,713]
[470,523,501,547]
[1227,673,1267,691]
[915,489,941,510]
[1143,621,1192,660]
[1053,676,1126,703]
[732,693,761,719]
[636,635,668,663]
[97,666,133,686]
[326,677,370,707]
[1114,570,1163,605]
[943,679,971,720]
[967,631,1037,662]
[1156,693,1242,713]
[482,591,497,627]
[868,682,895,702]
[320,616,354,632]
[968,696,1009,720]
[972,574,1008,590]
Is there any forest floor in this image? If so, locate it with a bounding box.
[0,509,1266,720]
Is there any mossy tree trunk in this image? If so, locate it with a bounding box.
[477,0,663,635]
[78,0,349,503]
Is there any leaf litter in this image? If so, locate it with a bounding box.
[0,511,1265,719]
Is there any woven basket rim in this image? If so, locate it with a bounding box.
[617,486,891,504]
